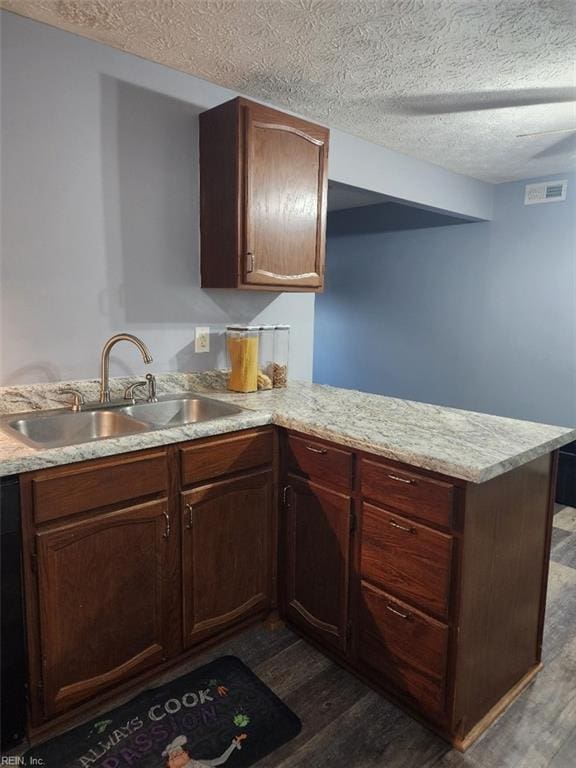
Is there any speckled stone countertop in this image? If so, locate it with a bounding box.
[0,372,574,483]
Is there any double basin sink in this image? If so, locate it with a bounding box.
[1,395,244,449]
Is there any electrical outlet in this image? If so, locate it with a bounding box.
[195,327,210,353]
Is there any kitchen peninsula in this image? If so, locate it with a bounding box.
[1,374,574,751]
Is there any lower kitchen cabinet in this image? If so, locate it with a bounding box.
[35,499,171,719]
[282,474,352,652]
[280,429,557,751]
[17,424,557,751]
[20,429,275,731]
[181,469,274,646]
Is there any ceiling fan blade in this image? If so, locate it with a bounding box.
[517,127,576,138]
[383,87,576,115]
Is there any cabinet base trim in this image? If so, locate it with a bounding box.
[453,663,542,752]
[284,618,543,754]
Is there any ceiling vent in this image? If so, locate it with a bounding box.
[524,180,567,205]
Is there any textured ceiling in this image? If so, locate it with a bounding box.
[2,0,575,183]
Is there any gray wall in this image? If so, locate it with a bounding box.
[315,173,576,427]
[0,12,315,384]
[0,11,494,386]
[329,128,493,221]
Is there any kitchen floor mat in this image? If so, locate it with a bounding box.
[25,655,301,768]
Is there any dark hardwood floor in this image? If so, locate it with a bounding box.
[21,505,576,767]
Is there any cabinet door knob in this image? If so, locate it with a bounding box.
[305,445,327,455]
[386,603,412,620]
[389,520,416,534]
[162,510,171,539]
[185,503,193,530]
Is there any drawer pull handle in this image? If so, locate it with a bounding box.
[389,520,416,534]
[282,485,292,508]
[162,510,171,539]
[185,503,193,530]
[388,473,415,485]
[305,445,328,455]
[386,604,412,620]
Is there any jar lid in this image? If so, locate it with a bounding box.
[274,324,290,330]
[226,325,260,331]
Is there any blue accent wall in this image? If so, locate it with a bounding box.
[327,201,471,237]
[314,173,576,427]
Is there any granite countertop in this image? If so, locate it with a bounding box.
[0,373,574,483]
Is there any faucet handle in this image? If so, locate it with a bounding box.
[145,373,158,403]
[59,388,85,412]
[124,381,147,403]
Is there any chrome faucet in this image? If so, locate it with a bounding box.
[99,333,153,403]
[123,373,158,404]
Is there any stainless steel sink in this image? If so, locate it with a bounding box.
[119,395,243,428]
[1,394,244,449]
[2,409,150,449]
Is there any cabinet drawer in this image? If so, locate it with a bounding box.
[180,428,273,486]
[359,581,448,680]
[361,503,453,618]
[361,458,454,529]
[358,633,446,717]
[32,451,168,524]
[286,434,353,491]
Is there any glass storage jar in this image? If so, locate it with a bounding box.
[226,326,259,392]
[272,325,290,387]
[257,325,274,390]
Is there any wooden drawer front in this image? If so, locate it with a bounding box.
[361,458,454,530]
[180,428,273,486]
[32,451,168,524]
[286,434,353,491]
[359,581,448,680]
[361,503,453,618]
[358,632,446,717]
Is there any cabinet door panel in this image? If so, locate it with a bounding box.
[283,475,351,651]
[244,107,327,288]
[181,470,273,646]
[36,500,170,717]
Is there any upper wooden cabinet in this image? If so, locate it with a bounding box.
[199,97,329,291]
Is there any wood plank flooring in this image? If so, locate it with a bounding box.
[19,505,576,767]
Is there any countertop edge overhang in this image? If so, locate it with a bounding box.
[0,378,574,483]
